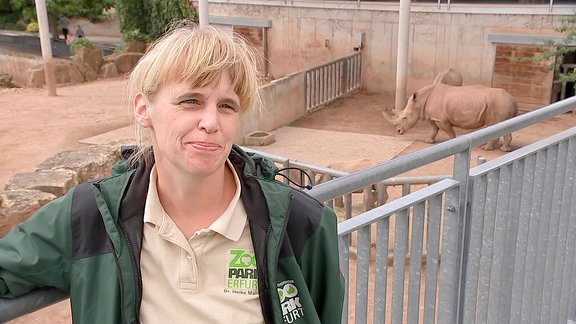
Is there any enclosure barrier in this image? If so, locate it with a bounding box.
[1,94,575,323]
[306,95,576,323]
[305,51,361,113]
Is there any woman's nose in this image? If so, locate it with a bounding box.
[197,106,220,133]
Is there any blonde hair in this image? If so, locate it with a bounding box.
[127,20,261,165]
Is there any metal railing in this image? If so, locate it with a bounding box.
[306,95,576,323]
[304,51,361,113]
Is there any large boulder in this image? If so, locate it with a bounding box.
[5,169,79,197]
[72,46,103,74]
[101,62,119,78]
[124,40,146,53]
[27,60,84,87]
[0,189,57,237]
[36,144,121,183]
[105,52,143,74]
[73,58,99,82]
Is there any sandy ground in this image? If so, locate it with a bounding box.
[1,78,575,323]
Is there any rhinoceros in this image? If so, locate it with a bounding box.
[382,83,518,151]
[433,67,463,86]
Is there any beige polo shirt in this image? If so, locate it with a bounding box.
[139,162,264,323]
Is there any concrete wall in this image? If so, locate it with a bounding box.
[204,1,572,98]
[239,70,306,139]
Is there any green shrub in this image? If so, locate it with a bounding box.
[122,29,153,43]
[69,37,94,53]
[25,21,38,32]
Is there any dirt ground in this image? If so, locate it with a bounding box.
[1,78,575,323]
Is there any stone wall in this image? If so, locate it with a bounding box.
[0,143,128,237]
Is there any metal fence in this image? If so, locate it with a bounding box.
[306,96,576,323]
[304,51,362,113]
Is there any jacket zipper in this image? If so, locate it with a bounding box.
[95,181,140,324]
[120,221,141,323]
[271,195,294,318]
[110,243,128,323]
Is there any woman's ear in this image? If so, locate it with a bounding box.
[134,93,152,128]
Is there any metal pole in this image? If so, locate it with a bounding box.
[198,0,209,27]
[34,0,57,96]
[395,0,411,111]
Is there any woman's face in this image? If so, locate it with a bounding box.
[134,73,241,178]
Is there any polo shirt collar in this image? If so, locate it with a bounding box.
[143,160,245,242]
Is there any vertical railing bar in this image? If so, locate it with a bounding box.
[509,156,533,324]
[436,186,462,323]
[522,150,547,323]
[407,201,426,323]
[373,217,391,323]
[391,208,409,324]
[462,171,488,323]
[558,138,576,321]
[355,226,371,324]
[304,71,310,113]
[527,148,552,322]
[423,193,443,324]
[547,142,569,324]
[489,164,513,323]
[344,193,353,221]
[535,146,558,324]
[339,234,351,324]
[473,170,500,324]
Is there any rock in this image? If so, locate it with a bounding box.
[73,46,103,74]
[0,73,13,87]
[6,169,78,197]
[73,58,99,82]
[36,145,121,182]
[100,62,118,78]
[124,40,146,53]
[27,60,84,87]
[109,52,143,73]
[0,189,57,237]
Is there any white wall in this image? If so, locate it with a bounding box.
[203,1,572,96]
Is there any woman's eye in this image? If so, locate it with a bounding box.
[182,98,200,105]
[220,103,238,112]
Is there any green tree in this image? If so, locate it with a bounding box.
[116,0,197,42]
[545,14,576,89]
[2,0,113,23]
[507,13,576,97]
[46,0,115,21]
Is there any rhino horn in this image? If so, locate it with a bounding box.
[381,109,396,124]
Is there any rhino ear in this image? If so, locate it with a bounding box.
[412,92,417,100]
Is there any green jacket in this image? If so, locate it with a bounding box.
[0,146,345,323]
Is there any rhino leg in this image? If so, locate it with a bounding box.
[437,122,457,139]
[425,121,440,143]
[482,138,499,150]
[500,133,513,152]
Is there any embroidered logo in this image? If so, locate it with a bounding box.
[224,249,258,295]
[277,280,304,323]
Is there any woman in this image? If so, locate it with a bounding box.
[0,21,344,323]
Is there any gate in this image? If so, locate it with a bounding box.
[305,51,361,113]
